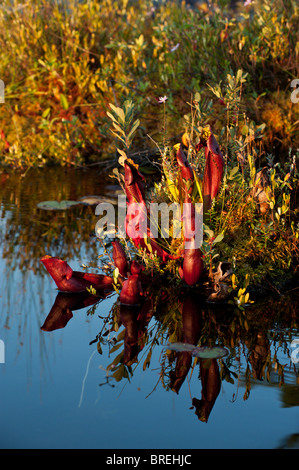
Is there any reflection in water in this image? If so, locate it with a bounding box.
[278,432,299,449]
[40,281,299,423]
[0,166,120,380]
[119,298,154,366]
[246,329,270,381]
[192,359,221,423]
[0,167,119,273]
[40,292,102,331]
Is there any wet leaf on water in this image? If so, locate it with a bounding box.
[164,342,229,359]
[193,346,229,359]
[78,195,118,205]
[37,200,79,210]
[165,342,197,353]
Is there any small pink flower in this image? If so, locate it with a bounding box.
[158,96,168,104]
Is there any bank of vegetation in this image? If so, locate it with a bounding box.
[0,0,298,168]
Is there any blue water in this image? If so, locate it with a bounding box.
[0,169,298,450]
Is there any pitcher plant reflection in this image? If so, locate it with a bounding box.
[41,284,299,421]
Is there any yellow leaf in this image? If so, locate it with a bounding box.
[193,171,203,202]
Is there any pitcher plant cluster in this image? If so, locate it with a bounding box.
[41,86,298,311]
[40,91,298,411]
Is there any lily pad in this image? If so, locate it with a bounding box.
[37,200,79,210]
[165,342,197,353]
[164,342,228,359]
[193,346,229,359]
[78,195,118,206]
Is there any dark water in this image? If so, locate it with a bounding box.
[0,167,299,450]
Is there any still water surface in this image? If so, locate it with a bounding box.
[0,167,298,449]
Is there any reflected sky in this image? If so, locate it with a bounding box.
[0,168,299,449]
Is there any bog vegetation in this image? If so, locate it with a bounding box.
[0,0,298,167]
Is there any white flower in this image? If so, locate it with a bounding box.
[158,96,168,103]
[170,43,180,52]
[244,0,253,6]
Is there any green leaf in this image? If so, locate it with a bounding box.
[213,233,224,244]
[127,118,140,140]
[117,107,125,125]
[193,171,203,202]
[166,176,179,201]
[37,200,78,210]
[42,107,51,118]
[194,346,229,359]
[203,224,214,239]
[110,129,127,145]
[109,103,125,125]
[228,166,239,179]
[113,267,119,284]
[112,121,126,135]
[60,94,69,110]
[107,111,118,123]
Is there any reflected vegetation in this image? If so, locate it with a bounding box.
[0,167,120,273]
[41,283,299,424]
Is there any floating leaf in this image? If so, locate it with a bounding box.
[37,200,79,210]
[164,342,229,359]
[78,195,118,206]
[193,346,229,359]
[165,342,198,353]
